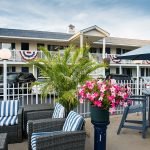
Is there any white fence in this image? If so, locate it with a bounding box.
[0,79,149,117]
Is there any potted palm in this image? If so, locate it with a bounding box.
[28,45,108,115]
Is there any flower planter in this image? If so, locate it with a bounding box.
[90,105,109,122]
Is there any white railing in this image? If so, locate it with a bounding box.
[0,79,149,117]
[1,50,150,65]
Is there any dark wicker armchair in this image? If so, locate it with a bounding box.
[28,111,86,150]
[23,103,54,136]
[0,100,23,143]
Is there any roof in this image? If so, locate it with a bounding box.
[0,27,150,47]
[0,28,73,40]
[98,37,150,47]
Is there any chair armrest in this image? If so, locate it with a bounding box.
[24,109,54,133]
[28,118,66,150]
[35,131,86,150]
[25,110,54,121]
[28,118,65,133]
[18,107,23,124]
[17,107,23,142]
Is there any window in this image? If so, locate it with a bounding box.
[106,47,110,54]
[11,43,15,49]
[37,43,44,50]
[123,68,132,76]
[105,68,110,76]
[0,43,15,50]
[116,68,119,74]
[116,48,130,54]
[47,45,60,51]
[12,66,16,72]
[141,68,144,76]
[89,47,97,53]
[116,48,121,54]
[0,67,2,74]
[21,43,29,50]
[21,67,29,73]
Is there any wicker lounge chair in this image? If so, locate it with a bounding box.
[24,103,64,137]
[0,100,23,143]
[28,111,86,150]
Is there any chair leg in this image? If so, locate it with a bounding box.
[142,101,147,138]
[117,106,129,135]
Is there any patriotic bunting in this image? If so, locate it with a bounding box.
[20,50,37,60]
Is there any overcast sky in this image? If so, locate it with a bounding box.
[1,0,150,39]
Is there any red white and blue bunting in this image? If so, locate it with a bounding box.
[20,50,37,60]
[109,55,121,63]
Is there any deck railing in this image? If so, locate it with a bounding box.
[0,79,149,117]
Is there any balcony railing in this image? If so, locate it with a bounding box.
[1,50,150,65]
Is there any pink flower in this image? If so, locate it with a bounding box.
[78,79,130,111]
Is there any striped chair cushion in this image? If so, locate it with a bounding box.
[52,103,64,118]
[62,111,84,131]
[31,131,62,150]
[0,100,19,117]
[0,115,18,126]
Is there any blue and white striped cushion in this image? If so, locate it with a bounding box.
[62,111,84,131]
[31,131,62,150]
[0,100,19,117]
[52,103,64,118]
[0,115,18,126]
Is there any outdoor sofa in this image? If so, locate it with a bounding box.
[0,100,23,143]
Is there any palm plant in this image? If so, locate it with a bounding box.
[28,45,108,114]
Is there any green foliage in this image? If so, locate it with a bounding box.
[28,45,108,113]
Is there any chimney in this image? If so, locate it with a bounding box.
[67,24,75,34]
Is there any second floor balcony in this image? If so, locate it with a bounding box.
[0,50,150,66]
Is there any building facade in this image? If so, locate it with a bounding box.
[0,25,150,79]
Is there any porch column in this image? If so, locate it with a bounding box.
[136,65,140,95]
[80,33,84,48]
[102,38,106,59]
[119,66,122,74]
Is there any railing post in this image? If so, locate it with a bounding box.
[3,60,7,101]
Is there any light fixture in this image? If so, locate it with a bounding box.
[0,48,12,100]
[0,48,12,60]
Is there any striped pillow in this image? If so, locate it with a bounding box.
[52,103,64,118]
[0,116,18,126]
[0,100,19,117]
[62,111,84,131]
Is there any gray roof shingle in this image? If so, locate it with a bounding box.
[0,28,73,40]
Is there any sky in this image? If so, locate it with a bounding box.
[1,0,150,40]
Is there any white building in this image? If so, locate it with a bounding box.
[0,25,150,79]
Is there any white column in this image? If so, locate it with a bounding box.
[3,60,7,101]
[102,38,106,77]
[32,65,35,76]
[136,65,140,95]
[102,38,106,59]
[119,66,122,74]
[80,33,83,48]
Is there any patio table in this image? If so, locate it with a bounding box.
[142,89,150,126]
[0,133,8,150]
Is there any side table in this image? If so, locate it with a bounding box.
[0,133,8,150]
